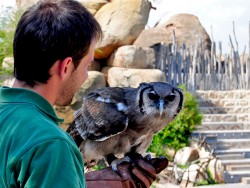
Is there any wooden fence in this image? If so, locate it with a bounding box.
[154,24,250,91]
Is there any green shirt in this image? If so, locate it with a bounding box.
[0,87,86,188]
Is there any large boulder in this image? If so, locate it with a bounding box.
[134,13,211,51]
[79,0,109,15]
[16,0,39,7]
[199,147,224,184]
[107,45,155,69]
[0,76,14,87]
[174,147,200,166]
[94,0,151,59]
[101,67,166,87]
[207,157,224,183]
[180,164,206,187]
[2,57,14,69]
[55,105,75,131]
[71,71,106,109]
[0,57,14,87]
[87,60,101,71]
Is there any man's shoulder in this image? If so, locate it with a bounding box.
[0,95,78,162]
[1,101,76,154]
[23,113,74,147]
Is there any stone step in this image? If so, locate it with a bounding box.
[199,106,250,114]
[197,122,250,131]
[215,148,250,158]
[226,164,250,171]
[192,130,250,139]
[215,139,250,150]
[221,158,250,166]
[217,153,245,160]
[193,90,250,185]
[198,99,250,107]
[202,114,250,123]
[224,170,250,184]
[193,183,250,188]
[242,177,250,184]
[195,90,250,100]
[202,140,250,150]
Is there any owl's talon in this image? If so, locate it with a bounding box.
[111,156,132,176]
[145,154,152,161]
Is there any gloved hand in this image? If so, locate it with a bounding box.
[85,155,168,188]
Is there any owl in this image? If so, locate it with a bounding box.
[67,82,183,170]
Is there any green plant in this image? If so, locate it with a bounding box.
[92,164,106,171]
[196,168,218,186]
[0,7,23,75]
[147,84,202,156]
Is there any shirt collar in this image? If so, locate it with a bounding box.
[0,86,64,124]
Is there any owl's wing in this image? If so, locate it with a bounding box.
[69,87,129,142]
[66,116,84,147]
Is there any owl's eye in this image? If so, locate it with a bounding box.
[165,94,176,102]
[148,92,159,101]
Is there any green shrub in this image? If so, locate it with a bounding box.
[147,84,202,157]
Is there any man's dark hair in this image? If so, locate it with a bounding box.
[13,0,102,87]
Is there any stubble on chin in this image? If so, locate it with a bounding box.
[55,69,87,106]
[55,81,77,106]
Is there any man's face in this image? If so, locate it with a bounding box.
[56,40,96,106]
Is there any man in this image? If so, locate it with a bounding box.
[0,0,168,187]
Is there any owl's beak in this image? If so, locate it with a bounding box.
[159,99,164,116]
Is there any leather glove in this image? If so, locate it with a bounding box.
[85,155,168,188]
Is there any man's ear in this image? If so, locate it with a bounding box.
[59,57,74,80]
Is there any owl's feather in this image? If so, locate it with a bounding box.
[73,88,129,142]
[67,82,183,167]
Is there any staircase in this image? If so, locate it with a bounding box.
[192,90,250,184]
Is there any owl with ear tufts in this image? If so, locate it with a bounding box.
[67,82,183,170]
